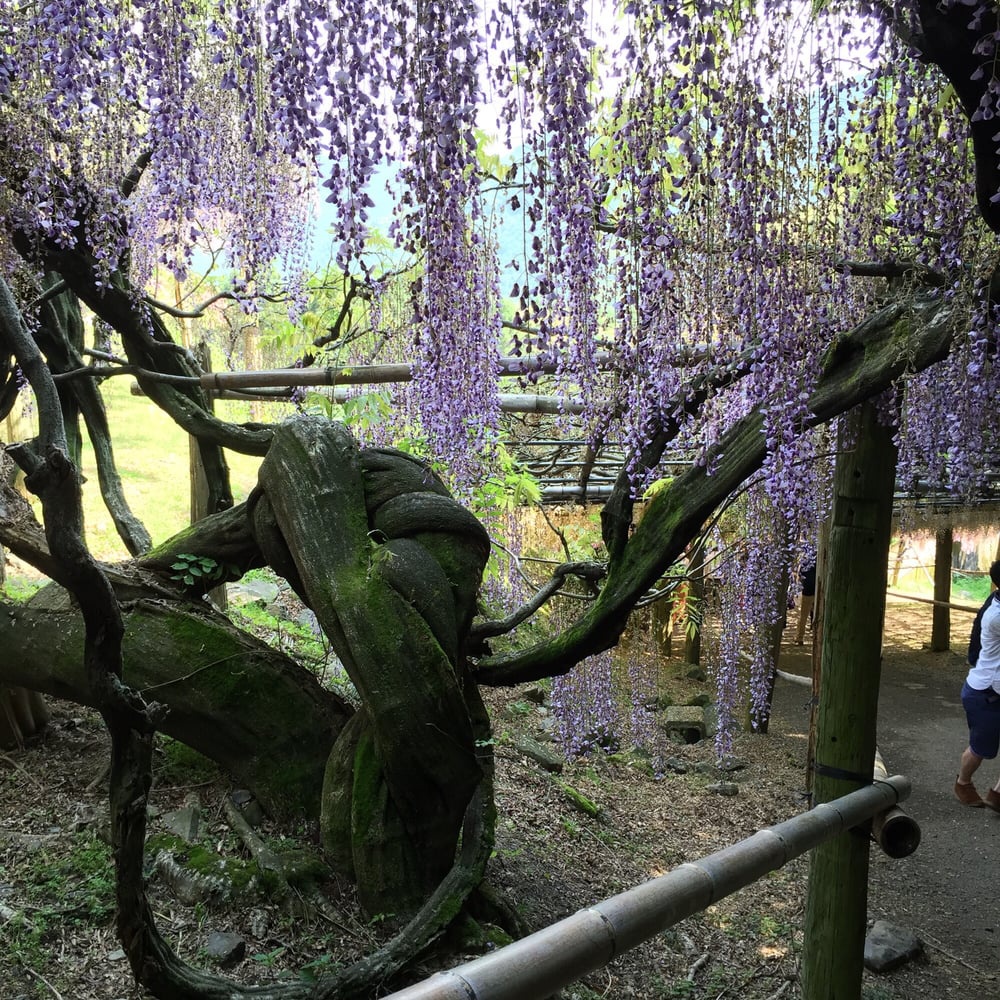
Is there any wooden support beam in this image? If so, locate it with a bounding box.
[801,400,897,1000]
[931,527,953,651]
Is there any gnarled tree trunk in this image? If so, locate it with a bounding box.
[249,418,493,917]
[0,588,351,817]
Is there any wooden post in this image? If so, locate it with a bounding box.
[651,594,674,657]
[805,520,828,799]
[801,401,897,1000]
[931,527,953,651]
[890,535,906,587]
[243,322,263,420]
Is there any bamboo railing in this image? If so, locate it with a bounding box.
[383,776,912,1000]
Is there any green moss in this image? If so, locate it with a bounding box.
[147,834,279,897]
[0,578,45,603]
[554,780,604,819]
[155,736,219,785]
[349,727,382,859]
[446,914,514,952]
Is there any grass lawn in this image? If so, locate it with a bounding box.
[893,565,992,605]
[77,380,271,561]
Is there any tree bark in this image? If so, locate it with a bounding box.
[35,276,152,555]
[800,400,897,1000]
[931,527,953,651]
[0,592,350,817]
[250,418,492,916]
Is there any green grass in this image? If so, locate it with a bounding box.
[76,378,265,560]
[0,833,116,981]
[895,566,992,605]
[951,572,991,603]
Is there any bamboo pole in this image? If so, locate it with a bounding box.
[196,353,612,390]
[931,527,953,651]
[800,400,897,1000]
[137,383,594,416]
[871,751,921,859]
[885,590,979,614]
[383,776,912,1000]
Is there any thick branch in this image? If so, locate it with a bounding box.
[907,1,1000,234]
[35,277,151,554]
[476,295,958,684]
[0,592,348,817]
[11,229,272,468]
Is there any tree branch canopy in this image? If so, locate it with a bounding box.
[475,296,958,685]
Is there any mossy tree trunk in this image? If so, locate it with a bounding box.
[0,590,350,817]
[249,418,493,918]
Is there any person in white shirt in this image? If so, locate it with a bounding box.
[955,561,1000,809]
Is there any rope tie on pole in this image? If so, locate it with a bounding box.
[811,761,873,784]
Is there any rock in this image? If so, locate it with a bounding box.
[205,930,246,967]
[107,948,126,962]
[693,761,718,776]
[162,804,201,843]
[513,734,564,773]
[706,782,739,797]
[718,756,747,773]
[522,685,547,705]
[0,832,59,853]
[296,608,322,635]
[536,717,557,739]
[664,757,689,774]
[686,693,712,708]
[248,908,270,939]
[70,801,104,832]
[227,578,280,606]
[685,665,707,682]
[230,789,264,828]
[704,703,719,739]
[864,920,923,973]
[660,705,706,744]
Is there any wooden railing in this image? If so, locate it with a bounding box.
[384,776,913,1000]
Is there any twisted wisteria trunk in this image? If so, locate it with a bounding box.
[249,417,493,916]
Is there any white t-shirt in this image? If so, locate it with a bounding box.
[967,595,1000,691]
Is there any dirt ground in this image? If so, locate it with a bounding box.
[0,594,994,1000]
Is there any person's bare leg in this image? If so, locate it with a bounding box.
[958,747,983,784]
